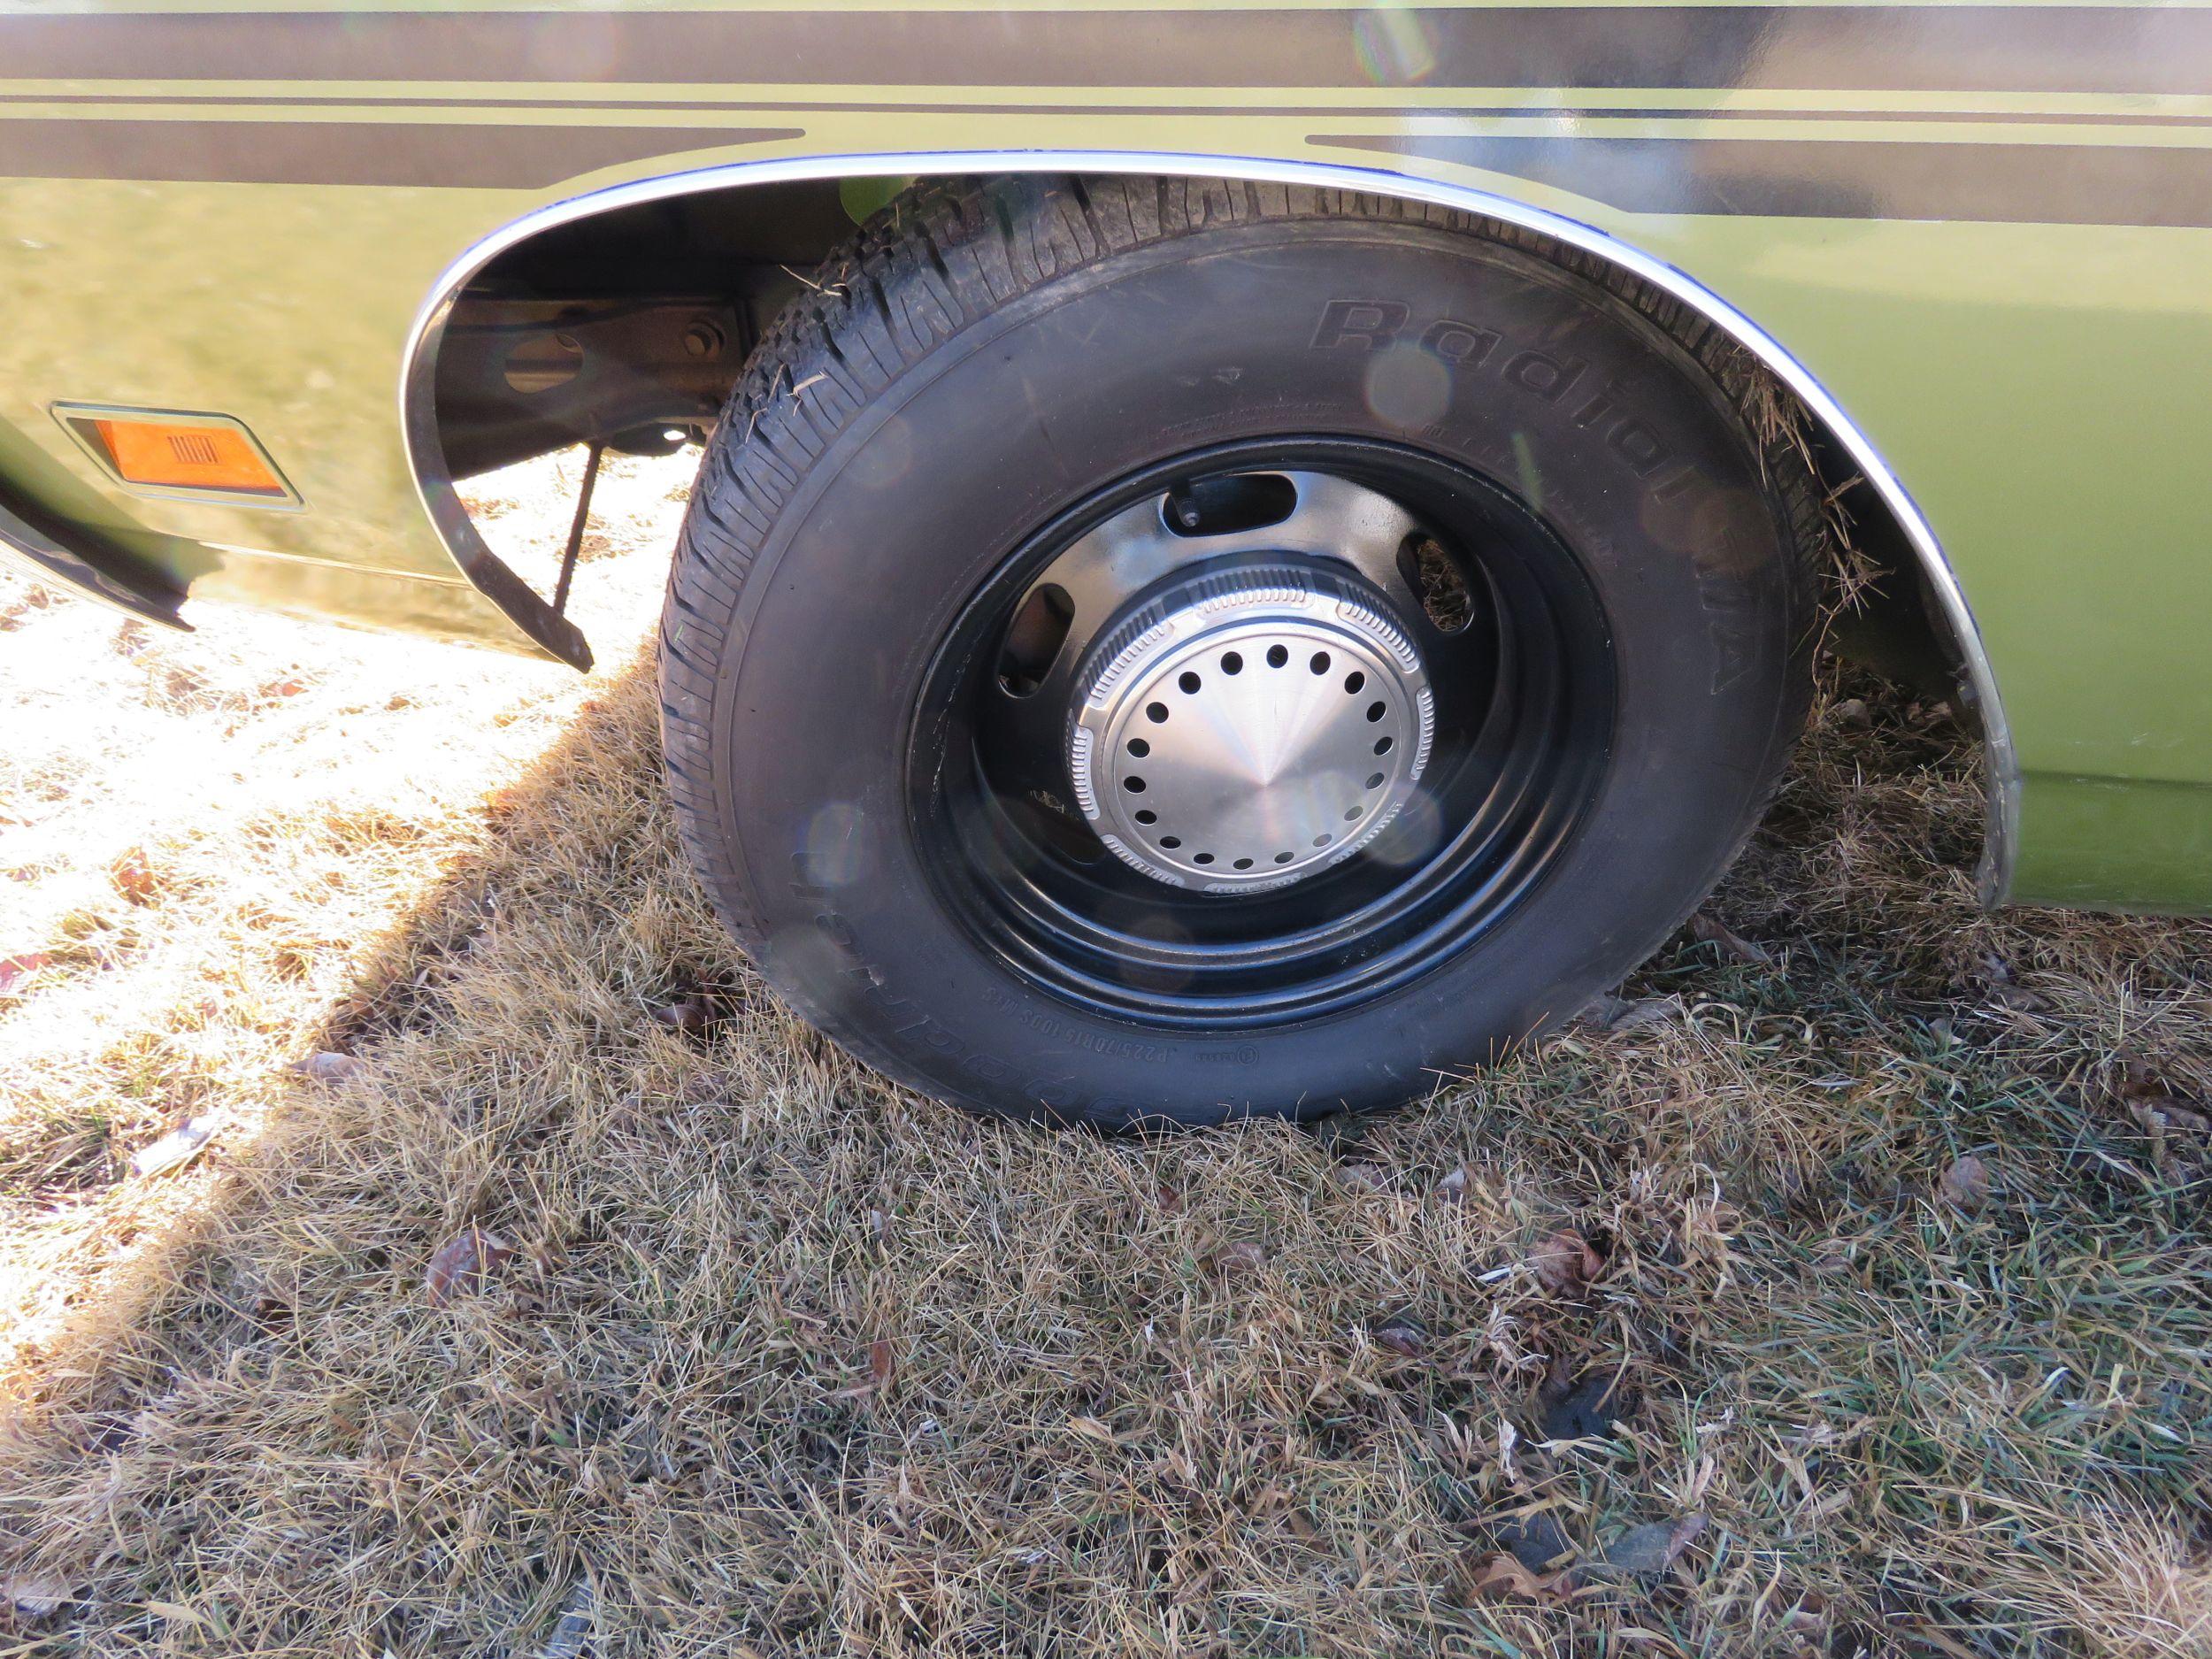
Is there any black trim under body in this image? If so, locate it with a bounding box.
[0,489,188,631]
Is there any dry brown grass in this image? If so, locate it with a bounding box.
[1,452,2207,1657]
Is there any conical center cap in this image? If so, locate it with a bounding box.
[1070,566,1432,893]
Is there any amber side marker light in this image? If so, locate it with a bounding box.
[53,404,299,507]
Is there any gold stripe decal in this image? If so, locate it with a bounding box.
[0,119,803,187]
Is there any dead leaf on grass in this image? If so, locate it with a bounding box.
[2119,1056,2168,1100]
[649,995,712,1034]
[4,1574,70,1620]
[1690,911,1771,965]
[1484,1509,1576,1574]
[1537,1363,1639,1440]
[2115,1057,2212,1138]
[424,1226,515,1307]
[1586,1513,1709,1583]
[110,848,157,904]
[1988,983,2050,1014]
[835,1338,896,1398]
[0,950,52,995]
[1576,993,1685,1034]
[2135,1115,2211,1179]
[1531,1229,1605,1294]
[130,1113,219,1178]
[291,1050,365,1083]
[2120,1096,2209,1181]
[1461,1550,1572,1604]
[1937,1154,1991,1212]
[1213,1240,1267,1275]
[1370,1313,1426,1358]
[535,1585,594,1659]
[1336,1159,1390,1193]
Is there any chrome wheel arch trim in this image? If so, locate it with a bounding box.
[398,147,2020,905]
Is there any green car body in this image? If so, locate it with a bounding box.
[1,2,2208,913]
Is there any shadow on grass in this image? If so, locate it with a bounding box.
[1,657,2207,1655]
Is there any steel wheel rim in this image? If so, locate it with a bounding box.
[909,437,1616,1029]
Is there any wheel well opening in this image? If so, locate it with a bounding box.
[421,163,1991,874]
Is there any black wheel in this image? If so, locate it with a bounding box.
[659,175,1822,1129]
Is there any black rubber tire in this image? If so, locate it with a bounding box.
[659,174,1823,1130]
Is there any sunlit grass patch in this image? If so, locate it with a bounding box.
[0,452,680,1400]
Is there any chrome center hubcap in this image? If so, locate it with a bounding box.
[1070,566,1432,893]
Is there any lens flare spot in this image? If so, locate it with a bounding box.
[1363,345,1451,430]
[1353,6,1439,84]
